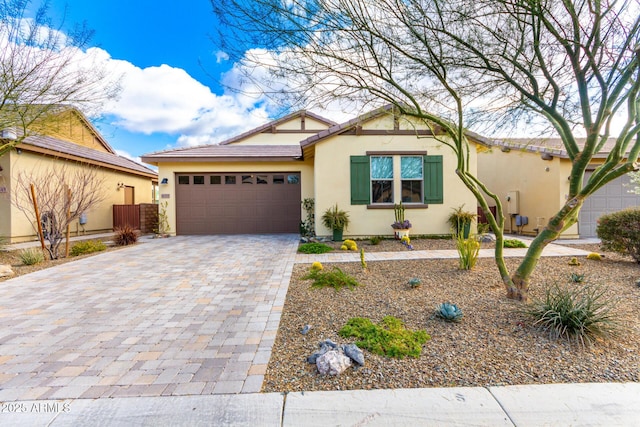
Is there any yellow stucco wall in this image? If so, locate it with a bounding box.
[156,160,314,235]
[35,110,109,152]
[3,151,153,243]
[0,152,11,240]
[313,130,477,237]
[477,147,577,237]
[231,115,331,145]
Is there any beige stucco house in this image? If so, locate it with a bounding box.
[0,107,158,243]
[142,106,485,237]
[477,138,640,238]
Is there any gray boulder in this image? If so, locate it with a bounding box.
[342,343,365,366]
[316,349,352,375]
[306,339,338,364]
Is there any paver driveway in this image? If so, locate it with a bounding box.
[0,235,299,400]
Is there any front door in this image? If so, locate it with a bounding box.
[124,186,135,205]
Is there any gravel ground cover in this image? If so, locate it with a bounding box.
[263,240,640,392]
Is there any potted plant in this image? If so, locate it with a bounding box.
[391,202,412,239]
[321,204,350,241]
[447,204,476,238]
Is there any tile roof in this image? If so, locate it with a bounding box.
[490,137,622,158]
[141,144,302,162]
[21,134,157,177]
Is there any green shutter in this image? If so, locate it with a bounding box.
[350,156,370,205]
[424,155,443,204]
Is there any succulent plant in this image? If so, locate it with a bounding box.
[311,261,323,272]
[436,302,463,322]
[569,272,585,283]
[568,257,581,266]
[408,278,422,288]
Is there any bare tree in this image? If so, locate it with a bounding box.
[212,0,640,301]
[0,0,120,156]
[13,161,107,259]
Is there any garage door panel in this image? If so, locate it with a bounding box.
[579,172,640,238]
[176,172,301,235]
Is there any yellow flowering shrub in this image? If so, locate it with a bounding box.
[311,261,324,271]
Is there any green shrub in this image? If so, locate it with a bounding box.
[504,239,527,248]
[298,242,333,254]
[19,248,44,265]
[70,240,107,256]
[339,316,430,359]
[521,283,620,347]
[303,267,360,291]
[456,235,480,270]
[370,236,382,245]
[597,208,640,262]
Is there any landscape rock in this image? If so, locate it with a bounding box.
[306,339,338,364]
[316,349,352,375]
[300,324,312,335]
[0,265,14,278]
[342,343,365,366]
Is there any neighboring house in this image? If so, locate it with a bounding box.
[141,106,485,237]
[0,107,158,243]
[477,138,640,238]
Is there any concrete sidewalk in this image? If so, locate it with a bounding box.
[2,382,639,426]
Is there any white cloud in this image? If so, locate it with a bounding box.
[93,53,275,147]
[215,50,229,63]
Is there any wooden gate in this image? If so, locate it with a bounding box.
[113,204,140,229]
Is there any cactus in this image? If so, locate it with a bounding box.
[436,302,463,322]
[360,248,367,270]
[568,257,581,266]
[311,261,323,272]
[586,252,602,261]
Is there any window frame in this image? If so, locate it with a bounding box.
[370,156,394,204]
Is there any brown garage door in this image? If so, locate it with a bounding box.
[175,172,301,234]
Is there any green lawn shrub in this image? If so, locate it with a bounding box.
[70,240,107,256]
[596,208,640,262]
[303,267,360,291]
[298,242,333,254]
[339,316,430,358]
[503,239,527,248]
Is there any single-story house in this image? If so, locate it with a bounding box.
[141,106,486,237]
[477,138,640,238]
[0,107,158,243]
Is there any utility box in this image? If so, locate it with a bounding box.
[506,190,520,214]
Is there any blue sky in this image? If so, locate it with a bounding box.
[39,0,279,162]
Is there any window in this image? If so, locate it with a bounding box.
[225,175,236,184]
[210,176,221,184]
[193,176,204,185]
[350,155,443,205]
[371,156,393,203]
[242,175,253,184]
[287,174,300,184]
[257,175,268,184]
[178,176,189,185]
[401,156,423,203]
[273,175,285,184]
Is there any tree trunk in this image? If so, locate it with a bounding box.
[509,199,583,302]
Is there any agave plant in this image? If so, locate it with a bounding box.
[436,302,463,322]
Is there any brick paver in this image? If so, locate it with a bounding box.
[0,235,298,401]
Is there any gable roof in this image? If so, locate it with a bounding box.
[19,134,157,178]
[141,144,302,163]
[142,110,334,163]
[219,110,336,146]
